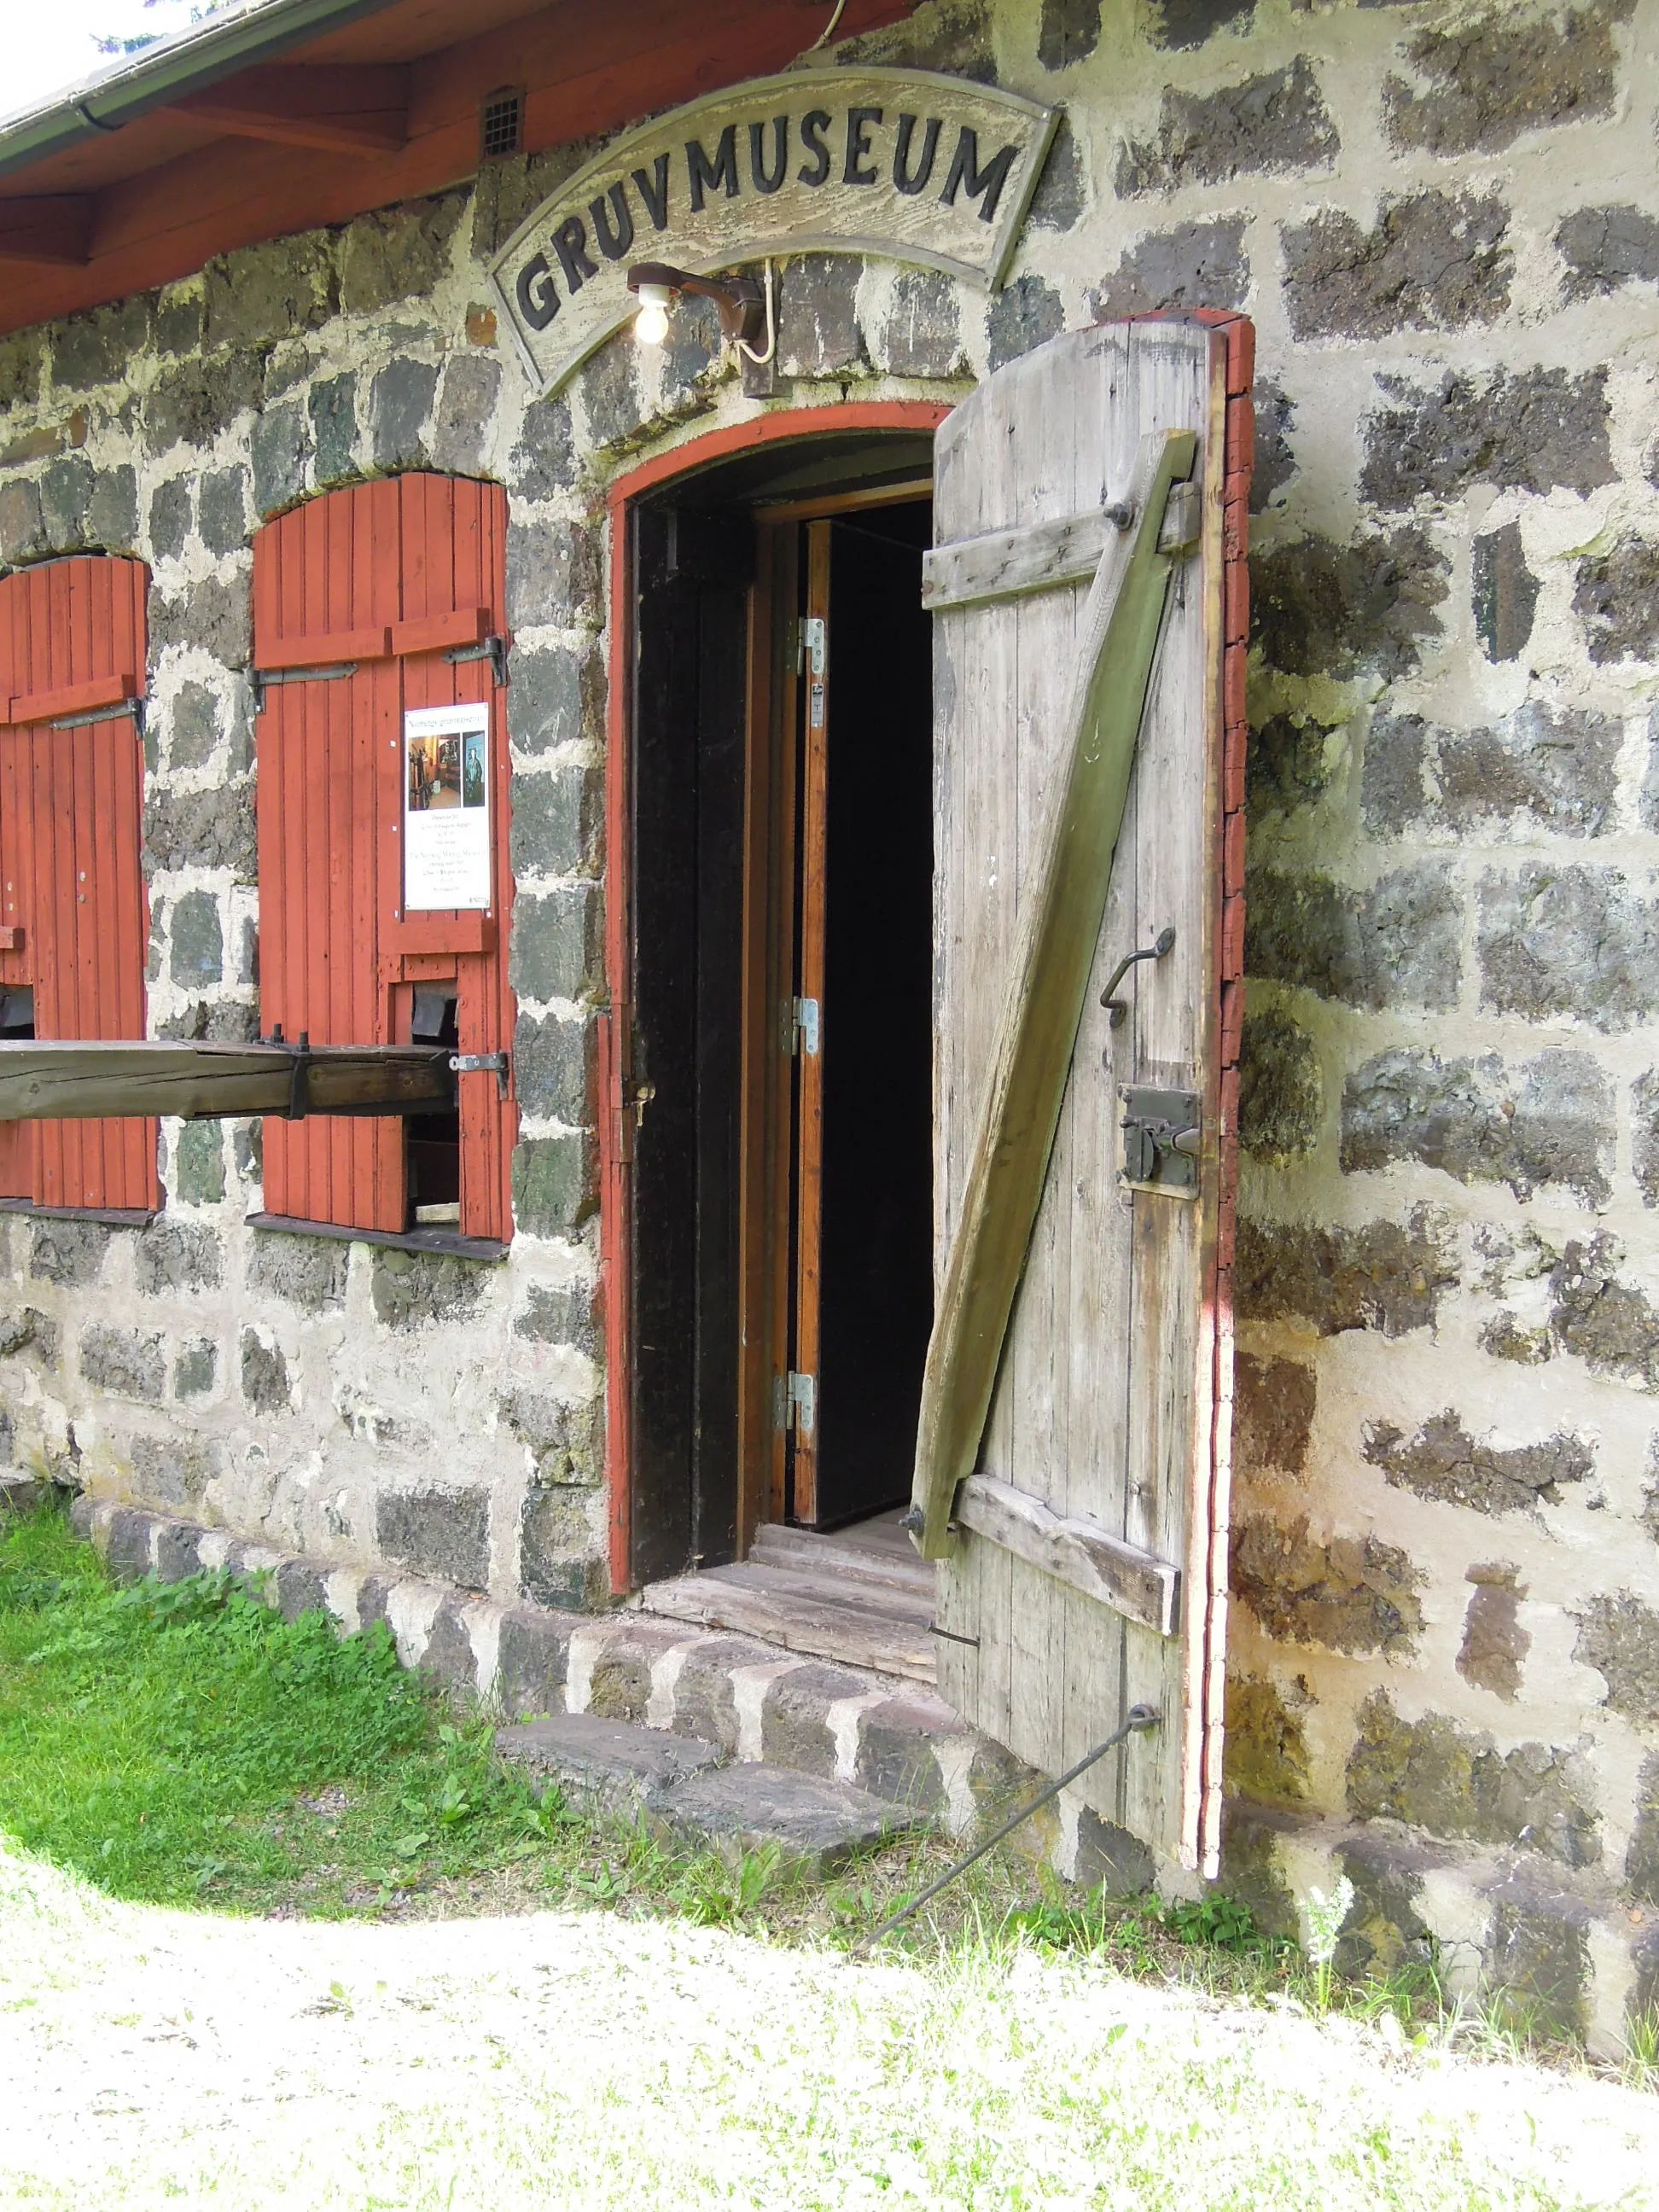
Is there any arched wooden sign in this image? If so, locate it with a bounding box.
[489,68,1057,395]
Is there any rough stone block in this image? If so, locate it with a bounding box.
[1478,864,1659,1032]
[103,1505,155,1579]
[1627,1754,1659,1903]
[509,759,602,881]
[204,234,337,350]
[250,401,308,518]
[173,1338,217,1400]
[853,1695,952,1813]
[986,274,1064,371]
[880,267,963,378]
[1557,203,1659,300]
[147,783,257,880]
[1362,367,1613,508]
[1251,526,1447,679]
[376,1486,490,1590]
[130,1433,219,1512]
[1341,1046,1614,1207]
[168,890,223,987]
[151,1519,204,1583]
[1246,864,1462,1012]
[1574,1592,1659,1729]
[81,1324,166,1404]
[509,884,602,1004]
[338,195,463,315]
[239,1330,291,1414]
[1233,1351,1315,1480]
[1383,6,1617,157]
[497,1710,723,1818]
[512,1138,596,1239]
[87,463,138,552]
[1117,56,1337,195]
[196,466,248,559]
[432,354,502,474]
[148,575,253,668]
[1236,1210,1458,1338]
[1091,216,1246,320]
[519,1487,604,1610]
[1472,522,1540,664]
[0,480,45,564]
[508,393,575,499]
[1633,1072,1659,1209]
[654,1763,916,1874]
[1349,1692,1600,1870]
[1458,1565,1530,1701]
[166,683,221,771]
[154,287,204,356]
[1215,1799,1300,1941]
[1154,0,1252,47]
[175,1121,226,1206]
[1223,1674,1312,1804]
[1238,1007,1321,1164]
[506,516,602,631]
[1038,0,1099,69]
[579,342,649,452]
[500,1387,601,1483]
[777,254,866,377]
[39,455,93,551]
[1333,1841,1435,1981]
[495,1605,575,1719]
[1486,1896,1591,2039]
[247,1231,348,1311]
[370,1248,492,1330]
[234,1117,263,1185]
[1549,1236,1659,1391]
[1282,190,1511,340]
[513,1010,589,1125]
[134,1219,224,1296]
[275,1558,330,1624]
[30,1219,109,1286]
[1365,1413,1591,1516]
[1575,534,1659,664]
[145,351,265,452]
[760,1662,870,1779]
[512,1282,597,1353]
[420,1601,480,1693]
[1231,1513,1423,1656]
[53,298,152,389]
[660,296,723,409]
[370,358,439,470]
[308,372,358,486]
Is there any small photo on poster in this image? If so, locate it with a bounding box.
[403,701,491,911]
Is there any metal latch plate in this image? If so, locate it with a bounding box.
[1119,1085,1202,1197]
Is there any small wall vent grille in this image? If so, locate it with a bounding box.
[480,87,524,161]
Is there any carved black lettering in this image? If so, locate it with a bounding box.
[589,182,635,261]
[797,108,832,188]
[632,154,671,231]
[687,125,740,212]
[515,253,560,331]
[750,114,789,195]
[940,126,1018,223]
[843,104,882,185]
[552,216,598,292]
[893,114,942,195]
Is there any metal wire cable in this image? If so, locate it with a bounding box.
[853,1703,1162,1953]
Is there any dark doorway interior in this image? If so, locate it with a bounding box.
[807,506,935,1528]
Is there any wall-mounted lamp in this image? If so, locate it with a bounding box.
[626,261,775,366]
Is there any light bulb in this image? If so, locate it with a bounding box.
[634,286,672,346]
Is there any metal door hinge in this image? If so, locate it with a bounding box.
[798,615,826,678]
[788,1370,817,1436]
[449,1049,511,1100]
[1119,1085,1202,1197]
[791,996,820,1057]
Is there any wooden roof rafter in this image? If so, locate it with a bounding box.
[167,63,411,157]
[0,195,95,268]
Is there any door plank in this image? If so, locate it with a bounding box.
[955,1475,1180,1638]
[921,506,1121,613]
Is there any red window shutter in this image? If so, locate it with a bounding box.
[0,556,156,1214]
[253,475,517,1242]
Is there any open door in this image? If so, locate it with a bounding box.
[918,318,1243,1879]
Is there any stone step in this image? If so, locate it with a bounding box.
[0,1471,45,1516]
[495,1708,919,1875]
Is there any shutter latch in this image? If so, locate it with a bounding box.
[450,1050,511,1100]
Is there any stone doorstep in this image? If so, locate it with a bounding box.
[69,1499,1027,1842]
[495,1709,918,1876]
[0,1472,44,1516]
[1222,1797,1659,2063]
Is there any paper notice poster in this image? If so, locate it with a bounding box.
[404,701,492,911]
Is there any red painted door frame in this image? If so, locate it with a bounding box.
[601,400,952,1596]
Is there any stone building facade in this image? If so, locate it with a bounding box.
[2,0,1657,2039]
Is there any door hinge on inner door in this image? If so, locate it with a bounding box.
[790,996,820,1057]
[795,616,826,677]
[780,1370,816,1436]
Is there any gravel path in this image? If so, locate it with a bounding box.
[3,1840,1656,2210]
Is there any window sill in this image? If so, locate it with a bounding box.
[246,1211,508,1262]
[0,1198,160,1226]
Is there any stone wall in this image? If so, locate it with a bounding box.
[2,0,1658,1995]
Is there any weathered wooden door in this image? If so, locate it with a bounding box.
[921,319,1239,1878]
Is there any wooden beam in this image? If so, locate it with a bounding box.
[0,196,93,267]
[0,1040,455,1124]
[908,429,1199,1559]
[170,65,410,155]
[954,1474,1182,1639]
[921,505,1136,614]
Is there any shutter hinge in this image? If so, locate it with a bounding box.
[252,663,358,713]
[791,996,820,1057]
[445,632,509,687]
[449,1049,511,1100]
[788,1371,817,1436]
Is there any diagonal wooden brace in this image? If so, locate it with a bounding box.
[908,427,1201,1558]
